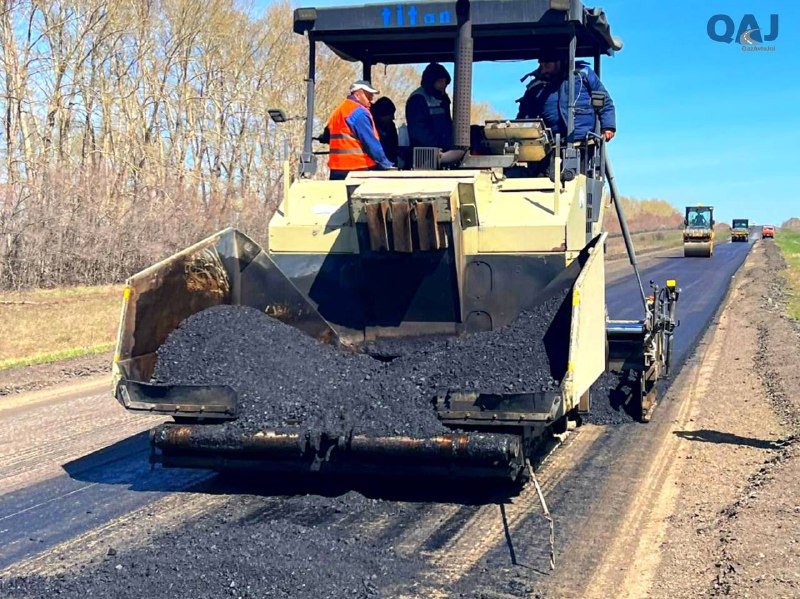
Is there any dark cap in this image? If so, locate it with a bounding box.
[421,62,452,87]
[538,48,566,63]
[371,96,396,118]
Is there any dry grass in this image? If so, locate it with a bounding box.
[606,230,683,259]
[776,230,800,321]
[0,284,123,369]
[715,226,732,243]
[606,227,734,261]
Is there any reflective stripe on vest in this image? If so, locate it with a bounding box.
[410,86,447,115]
[327,98,378,171]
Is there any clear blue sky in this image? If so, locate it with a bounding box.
[274,0,798,225]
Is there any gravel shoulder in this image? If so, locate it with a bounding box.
[0,352,112,397]
[590,239,800,598]
[706,240,800,597]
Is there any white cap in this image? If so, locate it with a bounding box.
[350,80,379,94]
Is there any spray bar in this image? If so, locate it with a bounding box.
[151,424,526,480]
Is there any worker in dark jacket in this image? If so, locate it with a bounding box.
[326,80,394,180]
[516,50,616,143]
[370,97,399,165]
[405,63,453,151]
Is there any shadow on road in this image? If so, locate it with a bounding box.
[206,471,523,505]
[498,503,551,575]
[62,431,214,493]
[608,369,642,421]
[674,429,780,450]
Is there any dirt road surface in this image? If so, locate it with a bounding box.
[4,237,797,598]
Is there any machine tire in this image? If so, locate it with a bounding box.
[551,413,569,435]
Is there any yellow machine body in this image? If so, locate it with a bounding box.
[268,169,608,413]
[114,167,609,424]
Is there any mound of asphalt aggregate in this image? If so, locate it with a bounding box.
[0,492,425,599]
[153,305,446,438]
[361,335,451,361]
[581,370,636,425]
[154,284,571,438]
[581,368,670,426]
[389,293,570,399]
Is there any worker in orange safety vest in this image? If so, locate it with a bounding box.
[326,80,394,180]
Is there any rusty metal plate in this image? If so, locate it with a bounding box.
[365,202,389,252]
[390,201,412,253]
[415,201,440,251]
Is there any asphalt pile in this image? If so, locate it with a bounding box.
[151,305,437,437]
[0,492,425,599]
[582,369,637,425]
[396,290,570,397]
[152,286,572,438]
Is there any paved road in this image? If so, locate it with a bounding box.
[0,381,211,571]
[455,236,758,595]
[0,237,755,578]
[608,238,754,365]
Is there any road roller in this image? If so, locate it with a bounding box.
[683,205,715,257]
[731,219,749,242]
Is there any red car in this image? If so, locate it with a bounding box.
[762,225,775,239]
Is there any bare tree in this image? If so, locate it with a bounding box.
[0,0,502,290]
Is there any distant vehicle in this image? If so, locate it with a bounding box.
[683,205,715,257]
[762,225,775,239]
[731,219,749,242]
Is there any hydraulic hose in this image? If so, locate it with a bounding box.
[605,156,647,311]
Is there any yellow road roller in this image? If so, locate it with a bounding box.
[683,205,715,257]
[731,218,749,242]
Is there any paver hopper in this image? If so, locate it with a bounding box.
[113,0,680,481]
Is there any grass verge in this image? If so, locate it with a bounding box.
[776,230,800,321]
[0,284,123,369]
[0,343,115,371]
[606,228,735,261]
[606,229,683,260]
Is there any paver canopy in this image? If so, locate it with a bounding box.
[293,0,622,64]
